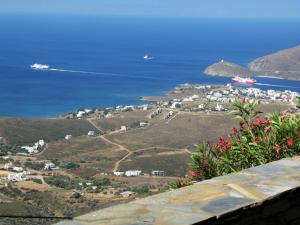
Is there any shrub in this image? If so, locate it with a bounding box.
[92,178,111,186]
[60,162,80,170]
[171,99,300,189]
[24,162,45,170]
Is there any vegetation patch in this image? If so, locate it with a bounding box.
[171,99,300,188]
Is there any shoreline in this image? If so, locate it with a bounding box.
[1,81,299,120]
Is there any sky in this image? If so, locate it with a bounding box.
[0,0,300,19]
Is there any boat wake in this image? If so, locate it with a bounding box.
[255,82,299,89]
[49,68,180,82]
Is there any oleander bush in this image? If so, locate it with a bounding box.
[170,99,300,189]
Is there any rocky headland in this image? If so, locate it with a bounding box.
[205,45,300,80]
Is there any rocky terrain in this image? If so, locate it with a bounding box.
[205,45,300,80]
[204,60,253,78]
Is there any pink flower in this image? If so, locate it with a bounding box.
[287,138,294,147]
[239,120,244,127]
[253,136,260,144]
[232,127,238,134]
[188,170,198,179]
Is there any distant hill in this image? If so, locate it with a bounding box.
[204,60,253,78]
[249,45,300,80]
[204,45,300,80]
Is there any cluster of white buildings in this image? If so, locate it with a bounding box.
[206,87,299,105]
[182,94,199,102]
[7,171,27,182]
[21,139,45,155]
[114,170,142,177]
[114,170,165,177]
[76,109,93,118]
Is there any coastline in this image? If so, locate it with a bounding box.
[1,81,299,120]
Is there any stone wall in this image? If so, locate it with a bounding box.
[57,157,300,225]
[197,188,300,225]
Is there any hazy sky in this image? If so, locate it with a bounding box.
[1,0,300,19]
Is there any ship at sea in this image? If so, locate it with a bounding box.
[30,63,50,70]
[143,55,154,60]
[232,76,256,85]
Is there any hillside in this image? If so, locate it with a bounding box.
[204,60,253,77]
[204,45,300,80]
[0,117,94,145]
[249,45,300,80]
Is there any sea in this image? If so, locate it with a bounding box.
[0,13,300,118]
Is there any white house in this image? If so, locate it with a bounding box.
[65,135,73,140]
[76,111,86,118]
[4,163,13,170]
[120,126,127,132]
[170,102,181,109]
[114,171,125,176]
[44,162,57,170]
[122,105,134,112]
[120,191,136,198]
[2,156,10,160]
[142,105,150,111]
[139,122,148,127]
[125,170,142,177]
[37,139,45,147]
[191,94,199,100]
[215,104,225,112]
[198,104,206,110]
[104,113,113,118]
[13,167,23,172]
[88,131,95,136]
[85,109,92,113]
[151,171,165,176]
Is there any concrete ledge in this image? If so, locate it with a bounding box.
[57,157,300,225]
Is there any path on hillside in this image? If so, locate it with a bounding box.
[28,175,48,185]
[87,118,192,172]
[87,119,133,172]
[35,143,49,156]
[87,118,105,134]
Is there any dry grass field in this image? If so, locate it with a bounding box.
[0,117,95,145]
[38,136,128,173]
[108,113,237,150]
[90,110,153,132]
[15,180,49,192]
[120,149,191,176]
[256,103,291,114]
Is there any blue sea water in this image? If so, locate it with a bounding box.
[0,14,300,118]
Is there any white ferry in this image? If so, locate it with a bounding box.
[232,76,256,85]
[30,63,50,70]
[143,55,154,60]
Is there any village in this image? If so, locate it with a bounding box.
[59,84,299,127]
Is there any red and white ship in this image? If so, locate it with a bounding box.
[232,76,256,85]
